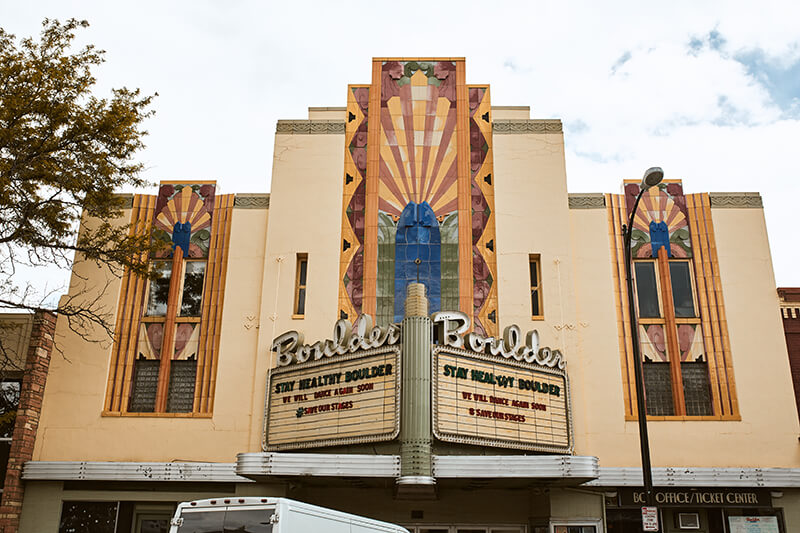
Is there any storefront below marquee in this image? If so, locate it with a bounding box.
[605,487,788,533]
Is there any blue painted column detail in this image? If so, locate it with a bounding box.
[394,202,441,321]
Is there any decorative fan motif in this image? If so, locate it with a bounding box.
[625,182,692,258]
[378,62,458,218]
[338,60,499,336]
[152,184,214,258]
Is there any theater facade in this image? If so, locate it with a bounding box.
[13,58,800,533]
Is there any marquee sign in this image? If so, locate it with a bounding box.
[265,345,400,450]
[431,311,571,453]
[433,346,570,453]
[265,311,571,453]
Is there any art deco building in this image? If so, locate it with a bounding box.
[11,58,800,533]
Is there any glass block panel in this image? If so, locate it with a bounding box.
[634,262,660,318]
[59,501,118,533]
[682,362,713,415]
[643,362,674,415]
[180,261,206,317]
[145,261,172,316]
[167,359,197,413]
[670,262,696,317]
[376,214,397,327]
[129,360,159,412]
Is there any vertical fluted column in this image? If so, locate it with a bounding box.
[398,283,435,489]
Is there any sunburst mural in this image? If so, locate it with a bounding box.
[338,59,499,336]
[378,63,459,218]
[152,184,215,258]
[625,181,692,259]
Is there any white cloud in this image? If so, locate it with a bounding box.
[2,0,800,286]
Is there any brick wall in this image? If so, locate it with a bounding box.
[783,317,800,422]
[0,311,56,533]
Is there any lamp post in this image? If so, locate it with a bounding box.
[622,167,664,516]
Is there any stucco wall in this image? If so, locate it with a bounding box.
[566,203,800,468]
[33,206,269,462]
[30,123,800,471]
[492,130,575,353]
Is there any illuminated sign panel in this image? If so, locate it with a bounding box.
[433,346,571,453]
[266,346,400,450]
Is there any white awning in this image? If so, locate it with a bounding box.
[22,461,249,482]
[237,452,401,478]
[585,467,800,488]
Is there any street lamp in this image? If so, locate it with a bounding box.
[622,167,664,513]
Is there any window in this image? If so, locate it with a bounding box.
[529,254,543,318]
[180,261,206,316]
[0,379,20,487]
[132,258,205,413]
[633,253,711,416]
[105,183,230,416]
[669,262,695,318]
[59,502,119,533]
[145,260,171,316]
[293,254,308,317]
[634,262,660,318]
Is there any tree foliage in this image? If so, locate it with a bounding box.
[0,19,159,345]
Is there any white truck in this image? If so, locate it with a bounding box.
[168,496,408,533]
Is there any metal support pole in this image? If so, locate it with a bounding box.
[397,282,436,498]
[622,188,657,510]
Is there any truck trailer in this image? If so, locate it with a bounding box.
[169,496,408,533]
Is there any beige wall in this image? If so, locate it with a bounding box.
[31,118,800,473]
[565,204,800,467]
[34,206,269,463]
[249,129,345,449]
[493,130,576,354]
[567,207,629,459]
[255,130,345,366]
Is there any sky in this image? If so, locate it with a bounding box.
[3,0,800,294]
